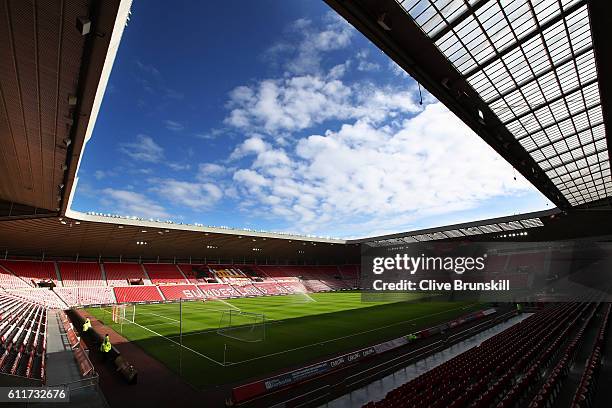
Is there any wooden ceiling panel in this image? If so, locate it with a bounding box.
[0,0,87,211]
[0,217,360,264]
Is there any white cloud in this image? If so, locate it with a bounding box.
[327,61,350,79]
[100,188,169,219]
[388,60,409,78]
[233,169,270,192]
[99,14,546,238]
[230,102,534,236]
[225,74,420,135]
[197,163,226,180]
[119,135,164,163]
[94,170,107,180]
[265,12,354,75]
[164,120,184,131]
[356,49,380,72]
[150,179,223,210]
[167,162,191,171]
[195,128,225,140]
[229,136,270,160]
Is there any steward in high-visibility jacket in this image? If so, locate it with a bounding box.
[100,334,112,354]
[83,318,91,332]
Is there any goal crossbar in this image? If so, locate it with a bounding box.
[216,310,266,343]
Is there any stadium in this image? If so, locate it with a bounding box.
[0,0,611,407]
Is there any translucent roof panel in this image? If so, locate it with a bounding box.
[403,0,610,206]
[400,0,480,38]
[368,216,544,246]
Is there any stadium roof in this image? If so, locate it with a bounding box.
[0,212,356,263]
[359,208,553,246]
[325,0,612,210]
[0,0,131,213]
[1,0,611,258]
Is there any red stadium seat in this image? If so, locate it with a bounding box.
[144,264,188,284]
[58,262,104,287]
[114,286,164,303]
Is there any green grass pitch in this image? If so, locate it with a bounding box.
[85,292,480,388]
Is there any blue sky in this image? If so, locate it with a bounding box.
[72,0,553,238]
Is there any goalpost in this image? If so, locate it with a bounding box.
[112,304,136,333]
[217,310,266,343]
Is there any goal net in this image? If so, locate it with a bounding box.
[112,304,135,324]
[217,310,266,343]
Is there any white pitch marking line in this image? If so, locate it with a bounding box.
[99,307,224,366]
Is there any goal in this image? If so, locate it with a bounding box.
[217,310,266,343]
[112,304,135,324]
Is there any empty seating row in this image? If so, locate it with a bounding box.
[338,264,359,286]
[0,261,359,292]
[232,283,265,297]
[257,265,358,289]
[0,293,46,380]
[0,265,30,288]
[58,262,104,287]
[6,289,67,309]
[301,280,332,292]
[54,287,116,307]
[158,284,203,300]
[144,264,187,284]
[198,284,241,299]
[104,263,148,286]
[114,286,164,303]
[502,303,598,408]
[569,303,611,408]
[252,282,292,296]
[363,303,593,408]
[0,261,57,286]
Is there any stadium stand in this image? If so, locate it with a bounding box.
[570,304,610,408]
[253,265,299,279]
[58,262,104,287]
[104,263,149,286]
[54,287,116,307]
[178,264,215,283]
[255,265,356,290]
[338,264,360,287]
[232,283,265,297]
[484,255,508,273]
[0,265,31,289]
[0,293,47,381]
[6,289,67,309]
[251,265,281,281]
[0,260,57,287]
[276,281,309,294]
[210,265,251,284]
[252,282,291,296]
[301,279,332,292]
[198,283,241,299]
[506,252,546,273]
[114,286,164,303]
[360,302,603,408]
[144,264,188,284]
[158,284,204,301]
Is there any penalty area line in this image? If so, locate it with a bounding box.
[99,307,224,366]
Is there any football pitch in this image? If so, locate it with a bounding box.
[85,292,481,388]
